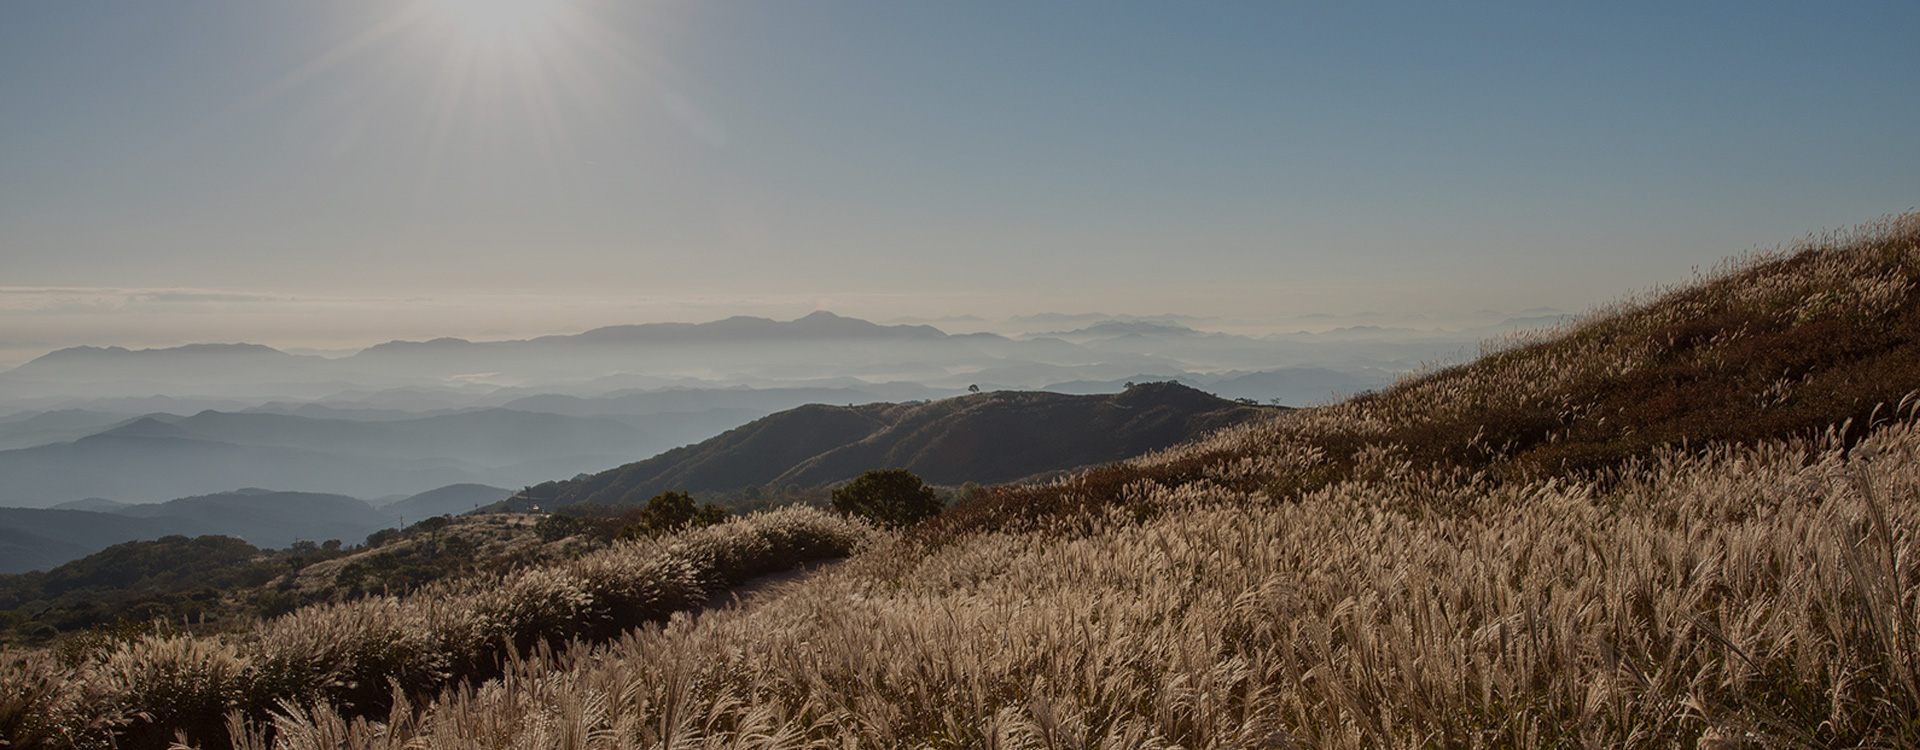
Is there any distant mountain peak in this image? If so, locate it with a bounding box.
[20,342,286,366]
[355,313,949,353]
[1074,321,1197,336]
[356,337,476,354]
[94,417,195,440]
[165,343,283,355]
[517,385,1277,506]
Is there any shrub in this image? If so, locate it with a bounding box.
[89,635,249,749]
[533,514,585,542]
[832,469,943,529]
[0,654,79,750]
[617,491,732,539]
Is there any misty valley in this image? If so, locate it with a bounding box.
[0,311,1542,575]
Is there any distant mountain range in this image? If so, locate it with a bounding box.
[0,311,1456,411]
[379,483,513,520]
[0,507,196,575]
[0,382,1277,572]
[0,482,523,575]
[0,489,392,574]
[0,310,1408,509]
[0,406,757,508]
[0,312,957,392]
[0,311,1570,578]
[522,382,1279,506]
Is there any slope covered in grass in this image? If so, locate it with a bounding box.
[0,507,872,749]
[523,382,1271,505]
[256,418,1920,748]
[228,213,1916,749]
[5,214,1920,748]
[941,214,1920,537]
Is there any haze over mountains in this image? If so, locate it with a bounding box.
[0,311,1558,412]
[0,310,1563,572]
[0,311,1561,506]
[0,486,508,575]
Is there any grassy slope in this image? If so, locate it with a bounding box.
[275,423,1920,748]
[938,214,1920,539]
[0,507,873,749]
[8,214,1920,748]
[272,213,1917,749]
[526,383,1270,505]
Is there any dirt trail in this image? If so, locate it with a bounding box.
[700,558,846,614]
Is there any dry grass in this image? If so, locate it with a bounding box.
[936,213,1920,537]
[8,213,1920,748]
[240,417,1920,748]
[0,507,872,749]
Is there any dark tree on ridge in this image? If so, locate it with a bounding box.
[831,469,942,529]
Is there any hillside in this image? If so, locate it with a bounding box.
[114,490,396,550]
[0,489,412,574]
[0,430,475,508]
[519,382,1276,506]
[0,508,197,575]
[0,510,596,645]
[0,406,756,509]
[5,215,1920,748]
[946,216,1920,537]
[379,483,514,519]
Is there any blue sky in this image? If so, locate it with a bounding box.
[1,1,1915,361]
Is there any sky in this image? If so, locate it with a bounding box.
[2,1,1916,365]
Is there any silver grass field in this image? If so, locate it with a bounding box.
[239,420,1920,748]
[5,214,1920,748]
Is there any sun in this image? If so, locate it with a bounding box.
[231,0,658,187]
[433,0,569,44]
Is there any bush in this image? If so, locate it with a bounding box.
[616,491,731,539]
[831,469,943,529]
[533,514,585,542]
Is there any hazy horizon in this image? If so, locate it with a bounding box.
[0,300,1573,369]
[4,2,1915,369]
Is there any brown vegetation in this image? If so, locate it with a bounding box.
[0,507,870,749]
[3,213,1918,748]
[243,419,1920,747]
[935,214,1920,539]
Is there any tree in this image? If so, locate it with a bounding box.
[617,491,731,540]
[642,491,699,531]
[831,469,943,529]
[693,502,729,527]
[534,514,584,542]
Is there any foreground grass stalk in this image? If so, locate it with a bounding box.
[2,506,873,749]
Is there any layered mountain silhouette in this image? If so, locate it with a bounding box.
[0,488,405,574]
[0,508,197,575]
[380,483,514,519]
[6,343,316,383]
[0,407,754,508]
[0,311,1415,410]
[114,489,395,550]
[521,382,1276,506]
